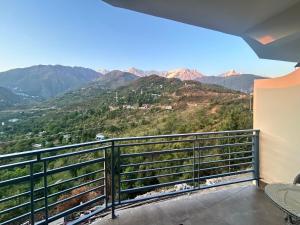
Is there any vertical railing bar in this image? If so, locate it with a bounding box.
[118,146,121,205]
[252,132,255,173]
[228,132,231,173]
[43,160,49,224]
[197,136,201,189]
[253,130,260,186]
[104,147,108,209]
[111,140,116,219]
[29,162,35,225]
[192,136,196,189]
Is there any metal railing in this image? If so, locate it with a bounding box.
[0,129,259,225]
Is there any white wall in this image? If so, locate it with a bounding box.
[254,69,300,184]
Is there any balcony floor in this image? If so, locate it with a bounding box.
[93,185,284,225]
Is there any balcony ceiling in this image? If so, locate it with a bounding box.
[103,0,300,63]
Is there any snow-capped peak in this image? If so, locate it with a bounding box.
[126,67,166,77]
[98,69,110,75]
[166,68,204,80]
[219,69,240,77]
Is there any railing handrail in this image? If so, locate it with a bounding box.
[111,129,259,142]
[0,129,259,160]
[0,140,112,160]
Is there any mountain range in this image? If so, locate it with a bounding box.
[94,70,138,89]
[98,67,265,93]
[0,65,102,99]
[111,67,205,80]
[0,65,266,108]
[198,74,264,93]
[102,67,241,78]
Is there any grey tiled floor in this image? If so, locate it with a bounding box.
[93,185,285,225]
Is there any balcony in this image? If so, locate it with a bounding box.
[0,130,262,225]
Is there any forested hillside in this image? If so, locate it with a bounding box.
[0,75,252,154]
[0,87,23,108]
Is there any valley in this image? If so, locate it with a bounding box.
[0,74,252,155]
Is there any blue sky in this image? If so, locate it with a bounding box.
[0,0,295,76]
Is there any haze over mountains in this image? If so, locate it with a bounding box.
[0,65,266,108]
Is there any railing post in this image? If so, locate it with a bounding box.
[104,147,108,209]
[253,130,260,186]
[197,136,201,190]
[43,160,49,224]
[117,146,121,205]
[29,162,35,225]
[227,132,231,173]
[111,140,116,219]
[192,136,197,190]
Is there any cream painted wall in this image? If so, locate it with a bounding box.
[254,69,300,184]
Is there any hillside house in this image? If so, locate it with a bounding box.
[95,133,105,141]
